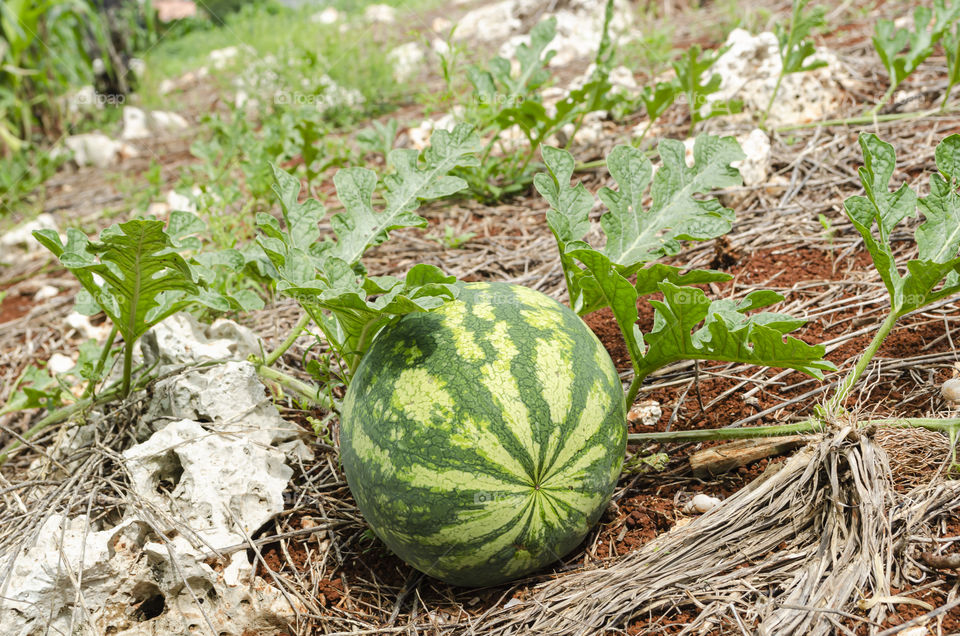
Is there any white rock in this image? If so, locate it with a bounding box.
[140,313,262,369]
[388,42,426,83]
[148,110,189,132]
[208,45,249,70]
[364,3,397,23]
[310,7,340,24]
[48,353,75,375]
[303,75,365,114]
[496,0,634,67]
[893,89,924,112]
[122,418,293,552]
[121,105,151,139]
[65,311,112,342]
[158,78,177,94]
[432,16,452,32]
[0,515,143,636]
[64,133,137,168]
[733,129,771,187]
[941,378,960,403]
[66,85,99,113]
[122,107,189,139]
[455,1,523,42]
[628,400,662,427]
[685,493,722,514]
[0,214,59,256]
[33,284,60,300]
[0,513,298,635]
[432,37,451,56]
[407,110,461,150]
[128,57,146,78]
[706,28,847,127]
[608,65,638,90]
[141,360,302,447]
[165,188,196,213]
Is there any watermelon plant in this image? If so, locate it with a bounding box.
[760,0,826,128]
[626,133,960,466]
[869,0,960,115]
[340,282,626,586]
[537,133,835,408]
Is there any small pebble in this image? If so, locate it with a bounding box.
[628,400,662,427]
[941,378,960,404]
[684,493,722,514]
[34,285,60,301]
[48,353,74,375]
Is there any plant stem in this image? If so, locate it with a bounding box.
[867,84,898,117]
[121,338,133,398]
[625,370,649,410]
[774,107,942,132]
[628,419,824,443]
[760,72,784,130]
[823,311,899,417]
[0,377,134,466]
[941,85,956,111]
[81,325,118,400]
[626,416,960,445]
[255,365,335,409]
[867,417,960,433]
[263,312,310,367]
[0,399,91,465]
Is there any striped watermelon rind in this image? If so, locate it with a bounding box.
[339,282,626,587]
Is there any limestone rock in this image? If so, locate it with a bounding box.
[706,28,848,127]
[64,133,138,168]
[733,129,772,187]
[140,313,263,369]
[364,4,396,23]
[122,419,293,552]
[388,42,426,83]
[0,214,59,261]
[0,514,298,635]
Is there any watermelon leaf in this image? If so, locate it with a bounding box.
[845,133,960,316]
[538,135,834,403]
[32,213,237,396]
[256,127,479,375]
[330,124,481,266]
[0,365,63,416]
[639,283,833,381]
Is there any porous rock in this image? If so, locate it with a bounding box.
[733,129,772,187]
[0,214,59,261]
[388,42,426,83]
[364,4,397,23]
[122,418,293,552]
[706,28,848,127]
[121,107,189,140]
[140,312,262,370]
[64,133,138,168]
[0,514,298,635]
[141,360,303,446]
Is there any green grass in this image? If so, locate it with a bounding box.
[140,0,439,109]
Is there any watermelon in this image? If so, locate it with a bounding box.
[339,282,626,587]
